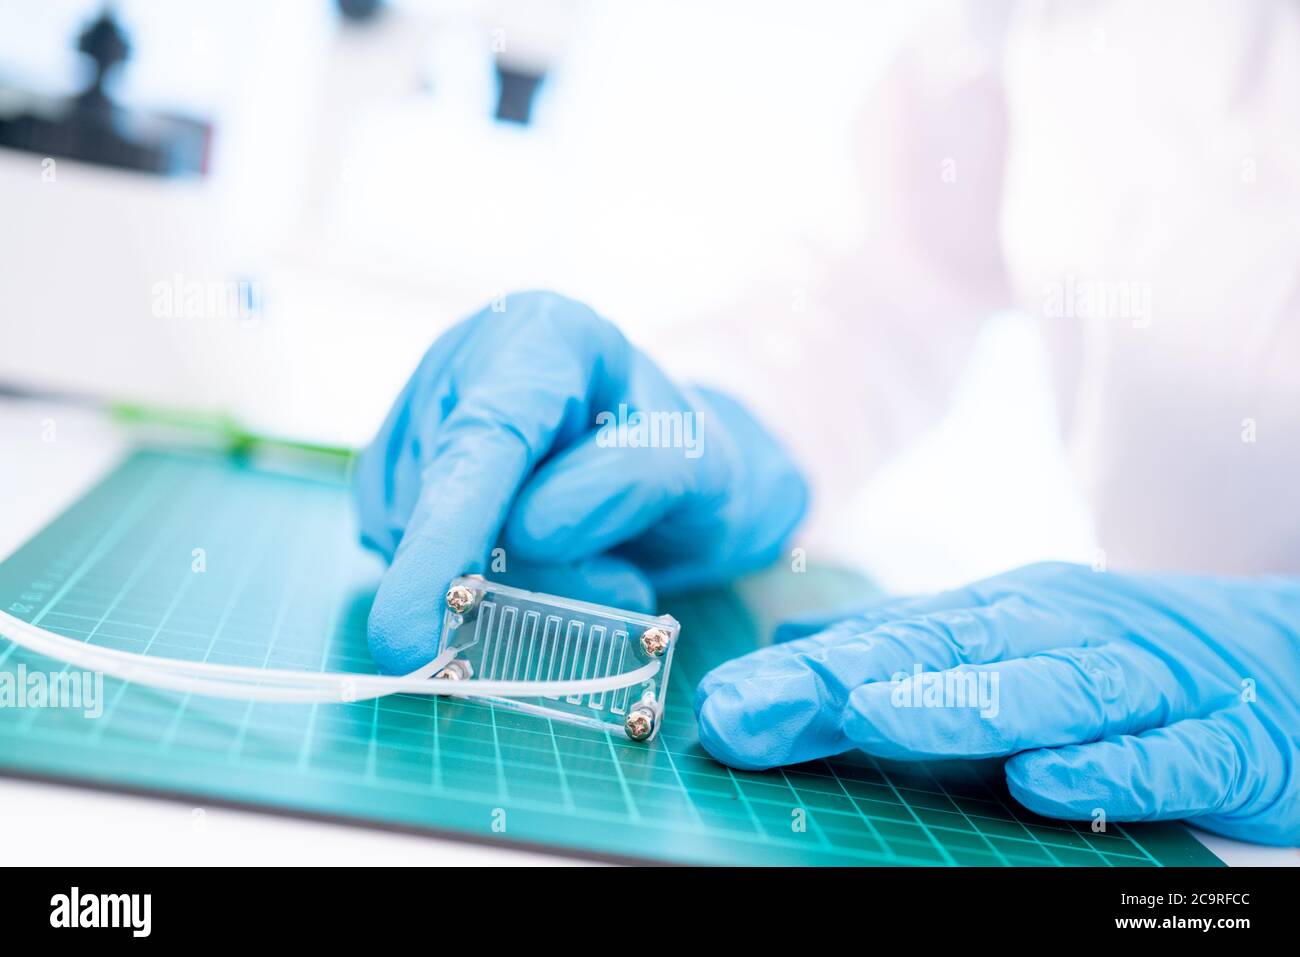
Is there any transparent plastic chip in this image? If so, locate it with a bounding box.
[436,576,680,741]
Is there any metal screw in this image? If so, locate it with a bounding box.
[436,659,473,681]
[624,707,656,742]
[445,584,475,614]
[640,627,670,658]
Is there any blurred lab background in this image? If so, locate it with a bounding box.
[0,0,1094,595]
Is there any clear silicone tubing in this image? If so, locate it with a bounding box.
[0,610,662,704]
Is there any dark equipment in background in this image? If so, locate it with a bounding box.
[0,7,210,177]
[337,0,386,22]
[493,61,544,125]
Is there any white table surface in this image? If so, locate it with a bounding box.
[0,398,1293,867]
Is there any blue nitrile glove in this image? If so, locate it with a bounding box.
[354,291,807,674]
[695,562,1300,845]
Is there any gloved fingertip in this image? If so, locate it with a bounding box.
[693,672,721,714]
[1004,749,1095,820]
[366,595,444,676]
[695,665,850,770]
[695,686,781,771]
[691,648,803,717]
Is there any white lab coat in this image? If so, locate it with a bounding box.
[668,0,1300,576]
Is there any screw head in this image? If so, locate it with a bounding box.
[436,659,472,681]
[445,584,475,614]
[640,627,670,658]
[624,708,656,741]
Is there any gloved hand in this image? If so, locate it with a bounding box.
[355,291,807,674]
[695,562,1300,845]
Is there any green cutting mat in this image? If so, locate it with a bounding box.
[0,450,1220,866]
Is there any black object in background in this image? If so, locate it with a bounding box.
[494,61,545,125]
[0,7,210,177]
[337,0,385,22]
